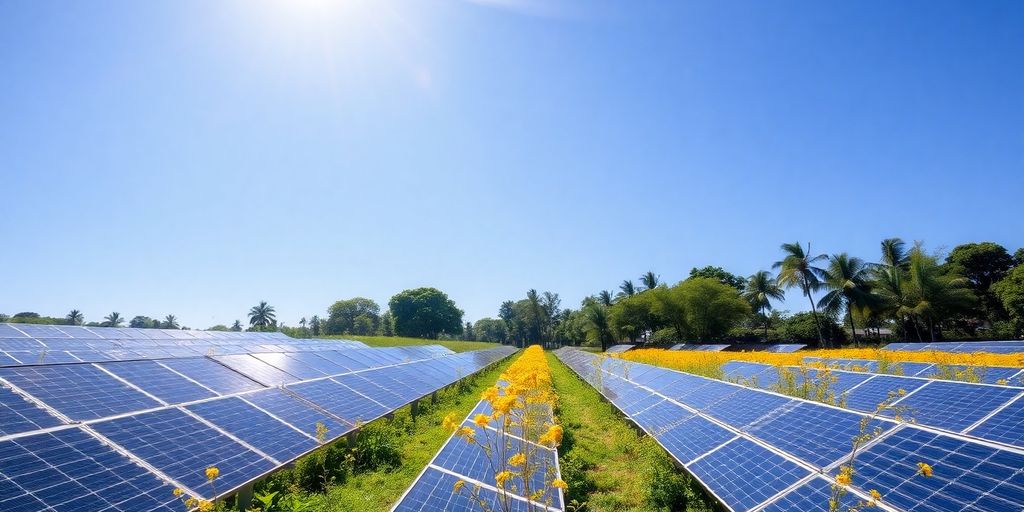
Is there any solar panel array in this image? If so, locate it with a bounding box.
[0,323,371,366]
[393,383,563,511]
[0,325,516,511]
[555,347,1024,512]
[669,343,731,351]
[764,344,807,353]
[803,356,1024,386]
[721,360,1024,452]
[883,340,1024,354]
[604,344,636,353]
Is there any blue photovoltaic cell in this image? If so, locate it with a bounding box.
[655,415,736,464]
[8,324,68,338]
[0,386,63,436]
[760,476,857,512]
[0,428,179,511]
[896,361,936,376]
[975,366,1022,385]
[93,408,275,497]
[675,380,743,410]
[433,422,562,509]
[102,360,216,404]
[0,365,161,421]
[251,353,327,380]
[765,344,806,353]
[187,397,316,462]
[704,389,793,429]
[687,437,810,512]
[632,400,691,433]
[0,352,21,366]
[288,379,388,425]
[213,355,301,385]
[334,373,408,408]
[242,388,352,439]
[620,392,663,416]
[721,361,773,381]
[968,396,1024,447]
[0,339,44,351]
[0,325,29,338]
[283,352,348,376]
[842,375,925,412]
[893,381,1021,432]
[158,358,264,394]
[855,427,1024,512]
[746,402,891,468]
[393,467,535,512]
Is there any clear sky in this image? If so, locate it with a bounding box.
[2,0,1022,329]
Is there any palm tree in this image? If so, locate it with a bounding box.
[597,290,614,307]
[104,312,124,327]
[248,301,276,328]
[230,320,243,332]
[66,310,84,326]
[616,280,637,301]
[163,315,179,329]
[584,303,614,352]
[639,271,660,291]
[774,242,828,346]
[818,254,875,346]
[903,247,975,341]
[743,271,785,340]
[880,238,909,269]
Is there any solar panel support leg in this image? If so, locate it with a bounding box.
[431,391,438,404]
[411,399,419,419]
[236,483,254,511]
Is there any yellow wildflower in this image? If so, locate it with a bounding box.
[172,488,183,497]
[473,414,490,428]
[205,467,219,481]
[197,500,214,512]
[508,453,526,466]
[442,413,458,432]
[453,480,466,493]
[539,424,563,446]
[917,462,933,477]
[835,473,851,486]
[869,489,882,501]
[495,470,514,487]
[551,478,568,490]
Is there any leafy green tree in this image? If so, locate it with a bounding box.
[473,318,508,343]
[326,298,380,334]
[945,242,1015,324]
[774,242,828,347]
[0,314,9,323]
[583,303,615,351]
[1014,248,1024,266]
[388,287,463,339]
[778,311,846,344]
[597,290,614,307]
[103,312,124,327]
[640,271,660,291]
[462,321,475,341]
[378,311,394,336]
[208,324,229,331]
[231,319,243,332]
[162,315,179,329]
[608,293,658,343]
[743,271,785,339]
[307,316,320,336]
[249,301,276,329]
[994,265,1024,336]
[12,312,40,319]
[352,314,376,335]
[905,246,976,341]
[818,254,875,346]
[688,266,747,291]
[66,310,84,326]
[129,316,157,328]
[676,277,750,340]
[553,309,588,346]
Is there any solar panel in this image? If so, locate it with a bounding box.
[187,397,318,462]
[656,415,736,464]
[687,437,811,512]
[211,354,301,386]
[703,388,794,429]
[92,408,277,497]
[765,344,806,353]
[156,358,265,394]
[0,364,161,421]
[393,467,537,512]
[241,388,352,440]
[251,353,328,380]
[102,360,217,404]
[758,476,857,512]
[893,381,1022,432]
[0,428,180,511]
[0,385,64,436]
[842,375,927,412]
[965,394,1024,447]
[745,402,891,468]
[287,378,389,425]
[604,344,635,353]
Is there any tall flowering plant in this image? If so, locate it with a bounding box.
[446,345,566,512]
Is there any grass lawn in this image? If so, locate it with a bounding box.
[547,352,715,512]
[294,355,515,511]
[324,334,501,353]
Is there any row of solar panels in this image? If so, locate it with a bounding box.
[556,348,1024,512]
[803,356,1024,386]
[0,323,293,341]
[394,382,564,511]
[724,360,1024,450]
[0,345,516,511]
[883,340,1024,354]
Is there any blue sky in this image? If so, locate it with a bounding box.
[2,0,1022,328]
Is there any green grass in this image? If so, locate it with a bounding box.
[547,352,715,512]
[272,356,515,511]
[322,334,500,353]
